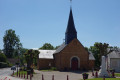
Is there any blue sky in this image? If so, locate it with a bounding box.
[0,0,120,49]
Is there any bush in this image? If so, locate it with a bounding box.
[0,62,8,68]
[0,53,7,62]
[8,63,13,67]
[50,67,57,71]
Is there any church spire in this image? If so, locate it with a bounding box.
[65,8,77,44]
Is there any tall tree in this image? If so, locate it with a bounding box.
[89,42,113,68]
[13,43,22,57]
[0,49,2,53]
[89,45,100,67]
[19,48,28,65]
[84,47,89,51]
[0,53,7,62]
[39,43,54,50]
[55,45,60,49]
[24,49,39,74]
[3,29,21,58]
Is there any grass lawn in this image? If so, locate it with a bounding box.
[115,73,120,77]
[14,70,36,76]
[81,78,120,80]
[14,71,27,76]
[40,67,57,71]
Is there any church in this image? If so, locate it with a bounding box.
[37,9,95,70]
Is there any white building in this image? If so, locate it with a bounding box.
[107,49,120,72]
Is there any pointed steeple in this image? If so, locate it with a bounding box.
[65,9,77,44]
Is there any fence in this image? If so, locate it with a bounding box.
[0,70,119,80]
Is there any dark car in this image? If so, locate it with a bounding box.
[11,66,16,70]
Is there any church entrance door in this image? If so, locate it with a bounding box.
[71,57,78,70]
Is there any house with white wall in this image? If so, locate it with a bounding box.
[107,49,120,72]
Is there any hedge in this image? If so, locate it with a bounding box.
[0,62,8,68]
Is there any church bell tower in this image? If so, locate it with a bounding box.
[65,8,77,44]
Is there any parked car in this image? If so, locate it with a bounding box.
[11,66,16,70]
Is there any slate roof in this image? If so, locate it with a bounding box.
[39,50,56,59]
[108,49,120,58]
[65,9,77,44]
[88,51,95,60]
[66,9,77,34]
[54,43,67,54]
[38,45,95,60]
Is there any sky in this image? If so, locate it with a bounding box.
[0,0,120,49]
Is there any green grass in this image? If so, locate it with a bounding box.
[81,78,120,80]
[14,70,36,76]
[115,73,120,77]
[40,67,57,71]
[14,71,27,76]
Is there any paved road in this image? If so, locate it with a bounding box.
[0,68,13,76]
[32,70,93,80]
[0,68,24,80]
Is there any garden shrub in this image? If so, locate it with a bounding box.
[0,53,7,62]
[0,62,8,68]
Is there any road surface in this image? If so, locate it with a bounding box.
[0,68,13,76]
[0,68,24,80]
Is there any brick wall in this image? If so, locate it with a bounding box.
[37,38,95,70]
[89,60,95,70]
[37,59,54,70]
[54,38,90,70]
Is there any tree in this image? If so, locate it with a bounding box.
[55,45,60,49]
[89,45,100,67]
[0,53,7,62]
[0,49,2,53]
[19,48,28,66]
[84,47,89,51]
[3,29,21,58]
[13,43,22,57]
[24,49,39,72]
[89,42,113,68]
[39,43,54,50]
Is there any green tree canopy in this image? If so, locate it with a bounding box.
[24,49,39,71]
[84,47,89,51]
[39,43,54,50]
[0,49,2,53]
[3,29,21,58]
[0,53,7,62]
[55,45,60,49]
[19,48,28,66]
[89,42,113,68]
